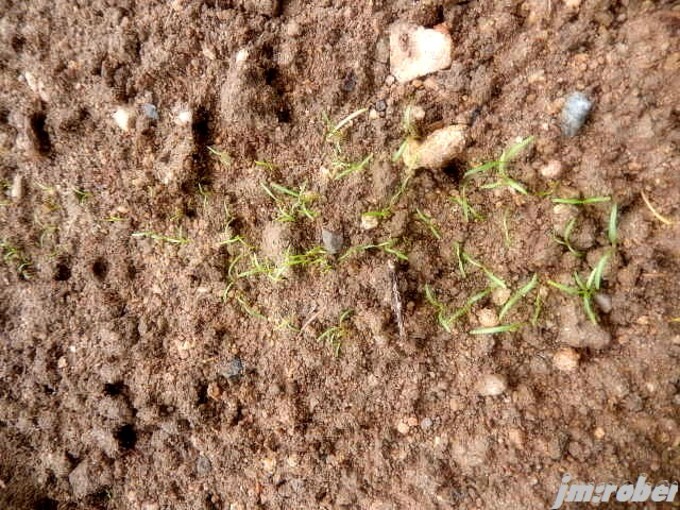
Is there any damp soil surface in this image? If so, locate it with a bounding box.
[1,1,679,509]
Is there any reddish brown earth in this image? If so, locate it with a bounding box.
[1,1,679,509]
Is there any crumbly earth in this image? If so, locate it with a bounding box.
[1,1,679,509]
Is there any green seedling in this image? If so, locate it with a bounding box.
[339,238,408,262]
[415,208,442,240]
[104,215,126,223]
[449,184,483,223]
[553,217,583,257]
[640,190,674,225]
[453,242,466,277]
[254,160,277,172]
[608,203,618,246]
[223,289,266,320]
[332,153,373,180]
[72,186,92,204]
[324,108,368,149]
[239,247,330,283]
[464,136,534,195]
[208,146,232,168]
[470,323,523,335]
[317,309,353,356]
[501,210,512,247]
[548,251,612,324]
[0,239,32,279]
[261,182,318,223]
[220,205,251,248]
[363,174,413,220]
[197,183,210,209]
[459,249,507,289]
[498,274,538,321]
[551,196,611,205]
[132,230,190,245]
[425,285,494,332]
[424,284,451,332]
[392,106,420,163]
[531,290,544,327]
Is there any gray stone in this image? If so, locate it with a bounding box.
[221,357,244,379]
[561,92,592,137]
[322,228,344,255]
[196,455,212,476]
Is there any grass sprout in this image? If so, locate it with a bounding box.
[324,108,368,148]
[340,238,408,262]
[449,185,483,223]
[464,136,534,195]
[502,210,512,247]
[640,190,674,225]
[608,203,618,246]
[460,250,507,289]
[208,146,232,168]
[132,230,190,245]
[551,196,611,205]
[363,174,413,220]
[72,186,92,204]
[261,182,318,223]
[317,309,353,356]
[470,323,523,335]
[332,153,373,180]
[498,274,538,321]
[0,239,32,279]
[415,208,442,240]
[425,285,494,332]
[254,160,277,172]
[548,251,612,323]
[553,217,583,257]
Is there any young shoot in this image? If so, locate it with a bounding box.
[548,251,612,324]
[332,153,373,180]
[0,239,32,279]
[449,184,483,223]
[498,274,538,321]
[324,108,368,149]
[261,182,318,223]
[464,136,534,195]
[551,196,611,206]
[208,146,232,168]
[317,309,353,356]
[608,203,618,246]
[640,190,674,225]
[339,238,408,262]
[132,230,190,245]
[553,217,583,257]
[470,323,523,335]
[415,208,442,240]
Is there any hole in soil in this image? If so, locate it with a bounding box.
[29,112,52,155]
[115,424,137,450]
[277,104,292,124]
[264,67,279,85]
[196,384,209,405]
[53,260,71,281]
[441,159,465,184]
[92,258,108,280]
[34,497,59,510]
[103,381,126,396]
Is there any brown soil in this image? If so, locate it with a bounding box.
[1,1,679,509]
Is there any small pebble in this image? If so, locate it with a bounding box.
[539,160,563,179]
[477,308,499,328]
[594,293,612,313]
[10,174,24,201]
[476,374,508,397]
[174,107,193,126]
[396,421,410,435]
[113,106,136,132]
[223,357,244,379]
[385,75,396,87]
[561,91,592,137]
[361,214,379,231]
[141,103,159,121]
[321,228,344,255]
[552,347,580,372]
[420,417,433,430]
[593,427,606,439]
[286,20,301,37]
[375,99,387,112]
[491,288,511,306]
[196,455,212,476]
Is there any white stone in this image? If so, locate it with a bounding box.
[112,106,136,132]
[361,214,379,230]
[477,308,499,328]
[540,160,563,179]
[476,374,507,397]
[402,124,467,169]
[174,107,193,126]
[552,347,580,372]
[390,22,452,83]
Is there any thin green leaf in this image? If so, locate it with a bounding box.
[499,274,538,321]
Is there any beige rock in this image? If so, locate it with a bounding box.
[389,22,453,83]
[476,374,508,397]
[552,347,580,372]
[402,125,467,169]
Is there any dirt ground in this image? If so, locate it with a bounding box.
[1,0,679,509]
